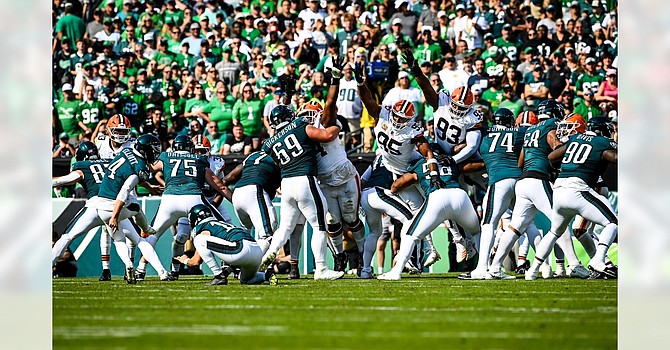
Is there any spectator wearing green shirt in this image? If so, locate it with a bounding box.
[56,84,82,140]
[76,86,106,135]
[232,84,264,138]
[118,76,148,129]
[203,84,235,134]
[242,14,261,43]
[497,84,524,117]
[574,57,604,98]
[164,0,184,27]
[379,18,413,50]
[414,27,443,66]
[184,83,210,126]
[481,74,505,112]
[54,3,86,50]
[204,121,225,155]
[573,91,602,121]
[163,85,187,132]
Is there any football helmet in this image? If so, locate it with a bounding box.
[192,134,211,155]
[297,100,324,125]
[516,111,539,127]
[268,104,295,130]
[556,113,586,143]
[492,107,515,128]
[134,134,162,163]
[449,86,474,121]
[536,99,565,120]
[173,134,195,153]
[586,115,615,139]
[107,114,132,144]
[76,141,99,161]
[188,204,214,228]
[389,99,416,130]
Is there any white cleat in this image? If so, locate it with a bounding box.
[405,261,420,274]
[587,259,608,273]
[314,268,345,280]
[568,264,591,279]
[359,268,375,279]
[458,268,488,280]
[424,250,442,267]
[455,240,468,263]
[377,272,401,280]
[540,262,554,279]
[259,251,276,272]
[553,263,566,278]
[525,268,539,281]
[486,269,516,280]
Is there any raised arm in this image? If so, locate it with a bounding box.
[322,55,345,128]
[353,62,381,123]
[402,47,438,110]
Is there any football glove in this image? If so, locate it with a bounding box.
[430,171,446,189]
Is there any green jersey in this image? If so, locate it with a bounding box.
[235,151,281,198]
[232,98,263,137]
[193,220,254,253]
[413,42,442,63]
[479,126,524,185]
[98,148,148,201]
[118,91,147,129]
[164,9,184,26]
[494,38,520,63]
[558,134,617,187]
[362,155,393,190]
[407,156,460,196]
[573,103,602,121]
[56,99,82,138]
[262,117,318,178]
[76,100,105,130]
[481,89,504,111]
[521,117,559,179]
[158,151,210,195]
[71,159,110,199]
[575,72,604,96]
[203,97,235,133]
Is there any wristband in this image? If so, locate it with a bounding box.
[426,158,437,165]
[430,171,439,176]
[357,81,365,86]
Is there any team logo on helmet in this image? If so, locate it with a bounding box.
[192,134,211,155]
[389,99,415,130]
[556,113,586,143]
[107,114,132,144]
[516,111,539,127]
[449,86,474,121]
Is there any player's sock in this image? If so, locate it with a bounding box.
[363,232,381,272]
[328,233,344,254]
[392,235,420,274]
[556,231,580,267]
[100,230,111,270]
[290,225,303,261]
[526,223,541,251]
[311,230,328,271]
[112,241,133,268]
[575,230,597,258]
[490,230,519,270]
[477,223,496,271]
[517,255,526,267]
[137,239,166,276]
[534,231,560,264]
[377,266,384,274]
[172,241,185,272]
[593,223,618,263]
[348,220,366,253]
[137,261,148,273]
[126,238,136,264]
[518,233,530,261]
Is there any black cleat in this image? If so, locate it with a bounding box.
[168,271,179,280]
[210,268,231,285]
[356,254,364,277]
[334,252,347,272]
[135,270,146,281]
[287,263,300,279]
[515,260,530,274]
[160,273,178,281]
[125,267,137,284]
[99,269,112,281]
[588,265,618,279]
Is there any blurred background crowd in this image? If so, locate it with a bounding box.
[52,0,618,159]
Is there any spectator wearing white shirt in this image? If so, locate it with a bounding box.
[94,18,121,47]
[455,4,489,53]
[438,55,469,94]
[299,0,325,30]
[336,65,363,132]
[382,71,424,120]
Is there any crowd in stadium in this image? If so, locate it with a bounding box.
[52,0,618,283]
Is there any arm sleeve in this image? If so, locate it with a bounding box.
[52,171,83,187]
[116,174,140,203]
[453,130,482,164]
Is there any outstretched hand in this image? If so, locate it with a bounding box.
[329,55,345,79]
[353,61,366,84]
[400,47,416,68]
[278,74,296,96]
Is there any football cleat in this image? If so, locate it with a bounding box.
[160,272,177,281]
[458,269,487,280]
[314,268,345,280]
[424,250,441,267]
[125,267,137,284]
[259,252,276,272]
[568,264,591,279]
[554,263,566,278]
[540,262,553,279]
[525,268,539,281]
[168,271,179,280]
[377,272,401,281]
[356,254,363,277]
[287,263,300,280]
[486,269,516,280]
[404,261,420,274]
[99,269,112,281]
[210,273,228,285]
[588,260,618,279]
[514,260,530,274]
[135,270,146,281]
[334,252,348,272]
[359,268,375,279]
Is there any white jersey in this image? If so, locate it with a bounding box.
[313,117,357,186]
[336,78,363,119]
[95,134,136,160]
[374,107,423,175]
[204,155,226,200]
[433,90,483,156]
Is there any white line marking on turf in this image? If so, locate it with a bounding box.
[53,325,287,339]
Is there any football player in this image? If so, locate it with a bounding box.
[525,115,618,280]
[489,102,590,280]
[176,205,277,285]
[136,135,229,279]
[377,145,481,280]
[358,154,415,278]
[474,108,525,278]
[94,114,137,280]
[354,60,445,268]
[258,104,345,280]
[72,135,175,283]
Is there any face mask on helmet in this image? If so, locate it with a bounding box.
[390,100,415,130]
[297,109,320,125]
[390,110,412,129]
[449,87,474,122]
[556,115,586,142]
[110,127,130,143]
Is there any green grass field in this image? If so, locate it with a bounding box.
[53,274,617,350]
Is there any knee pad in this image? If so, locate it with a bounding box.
[327,222,343,236]
[174,232,189,245]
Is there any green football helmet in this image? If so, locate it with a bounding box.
[188,204,213,227]
[173,134,195,153]
[492,108,515,128]
[76,141,99,161]
[134,134,162,163]
[586,115,614,139]
[268,104,295,130]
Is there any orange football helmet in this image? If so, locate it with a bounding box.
[516,111,539,127]
[192,134,211,155]
[389,99,416,129]
[107,114,131,144]
[449,86,474,121]
[556,113,586,142]
[297,100,324,124]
